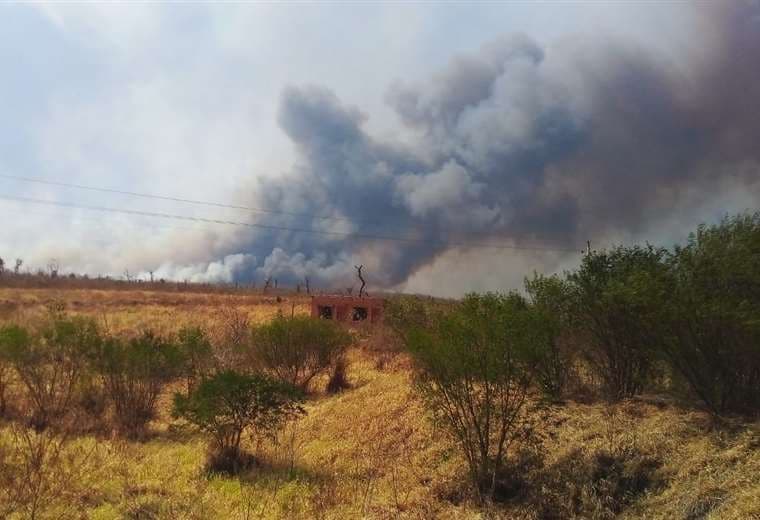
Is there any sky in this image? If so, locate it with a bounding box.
[1,1,759,296]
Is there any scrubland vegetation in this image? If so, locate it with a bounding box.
[0,214,758,519]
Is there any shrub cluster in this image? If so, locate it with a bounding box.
[93,331,183,436]
[390,212,760,501]
[249,315,352,391]
[517,213,760,415]
[0,314,98,430]
[0,308,351,472]
[561,214,760,415]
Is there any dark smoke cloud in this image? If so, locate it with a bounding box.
[229,1,760,291]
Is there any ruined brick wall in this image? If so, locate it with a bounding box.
[310,295,384,323]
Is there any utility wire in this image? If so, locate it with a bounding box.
[0,194,582,253]
[0,173,578,243]
[0,173,355,224]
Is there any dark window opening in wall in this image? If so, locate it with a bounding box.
[318,306,334,319]
[352,307,368,321]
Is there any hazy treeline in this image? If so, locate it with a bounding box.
[0,268,295,296]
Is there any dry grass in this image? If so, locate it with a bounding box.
[0,287,310,335]
[0,288,758,519]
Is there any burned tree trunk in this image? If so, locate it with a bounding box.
[354,265,366,298]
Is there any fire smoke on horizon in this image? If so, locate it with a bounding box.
[208,1,760,292]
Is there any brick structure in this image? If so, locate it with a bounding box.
[310,295,384,324]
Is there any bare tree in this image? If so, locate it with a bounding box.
[354,265,367,297]
[123,269,133,283]
[14,259,22,275]
[47,259,59,279]
[0,257,4,277]
[304,277,310,294]
[263,277,272,293]
[148,271,154,283]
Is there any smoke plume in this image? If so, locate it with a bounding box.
[216,1,760,293]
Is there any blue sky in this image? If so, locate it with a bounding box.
[3,2,756,295]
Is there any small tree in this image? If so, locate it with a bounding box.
[402,293,542,501]
[250,315,352,391]
[568,245,669,400]
[665,213,760,415]
[0,316,99,430]
[173,370,304,473]
[94,331,182,437]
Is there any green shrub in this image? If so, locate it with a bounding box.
[94,331,182,437]
[568,245,670,400]
[177,326,214,394]
[524,274,578,400]
[401,292,542,501]
[173,370,304,473]
[250,315,352,391]
[0,316,99,430]
[665,213,760,415]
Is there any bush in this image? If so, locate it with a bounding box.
[209,307,250,370]
[250,315,352,391]
[172,370,305,473]
[665,213,760,415]
[568,245,670,400]
[401,292,542,501]
[94,331,182,437]
[385,295,450,342]
[0,316,99,430]
[0,417,100,518]
[524,274,578,400]
[177,326,214,394]
[73,375,108,425]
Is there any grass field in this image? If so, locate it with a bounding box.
[0,286,311,334]
[0,287,758,519]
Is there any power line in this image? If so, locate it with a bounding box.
[0,194,582,253]
[1,201,220,234]
[0,173,356,224]
[0,173,578,244]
